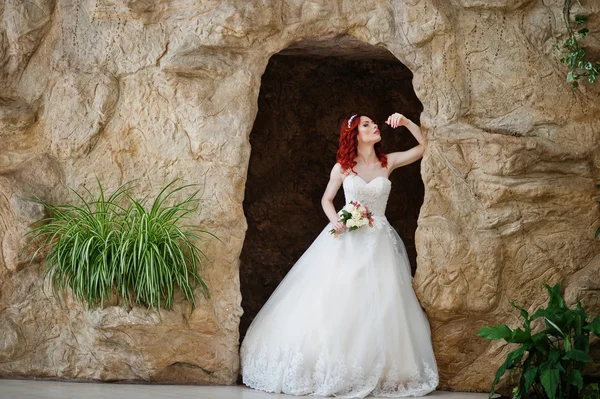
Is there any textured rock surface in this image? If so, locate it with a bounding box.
[0,0,599,395]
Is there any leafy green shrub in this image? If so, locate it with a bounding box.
[20,177,220,311]
[476,282,600,399]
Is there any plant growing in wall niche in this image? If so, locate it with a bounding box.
[557,0,599,88]
[21,177,221,311]
[476,282,600,399]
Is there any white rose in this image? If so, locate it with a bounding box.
[346,204,356,212]
[351,210,361,220]
[358,206,366,214]
[346,219,356,228]
[359,218,369,226]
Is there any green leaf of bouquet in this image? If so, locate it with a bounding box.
[476,324,513,340]
[540,368,560,399]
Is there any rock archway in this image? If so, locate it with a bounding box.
[239,35,425,342]
[0,0,599,396]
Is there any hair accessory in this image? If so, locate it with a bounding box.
[347,114,357,128]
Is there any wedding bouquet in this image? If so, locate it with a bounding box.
[329,201,374,236]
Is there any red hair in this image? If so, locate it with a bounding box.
[336,113,387,175]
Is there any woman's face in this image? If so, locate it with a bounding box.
[356,116,381,144]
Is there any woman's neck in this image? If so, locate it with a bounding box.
[356,143,378,166]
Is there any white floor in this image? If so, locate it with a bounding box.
[0,379,499,399]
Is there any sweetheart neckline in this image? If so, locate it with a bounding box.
[343,174,391,186]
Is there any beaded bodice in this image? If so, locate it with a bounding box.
[342,174,391,217]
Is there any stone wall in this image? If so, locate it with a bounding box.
[1,0,599,394]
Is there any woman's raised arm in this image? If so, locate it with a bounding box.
[385,113,425,172]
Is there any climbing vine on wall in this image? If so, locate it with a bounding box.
[557,0,599,88]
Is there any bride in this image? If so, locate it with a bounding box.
[239,112,439,398]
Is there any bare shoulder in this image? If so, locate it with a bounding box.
[330,162,346,180]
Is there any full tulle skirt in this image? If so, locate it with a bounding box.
[240,217,439,398]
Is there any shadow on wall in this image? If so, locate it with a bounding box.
[238,48,425,344]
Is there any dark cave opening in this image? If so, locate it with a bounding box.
[238,36,425,348]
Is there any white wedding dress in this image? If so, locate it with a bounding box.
[240,174,439,398]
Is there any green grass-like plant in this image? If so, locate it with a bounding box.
[476,282,600,399]
[20,177,221,311]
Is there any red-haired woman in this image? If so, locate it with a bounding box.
[240,113,438,398]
